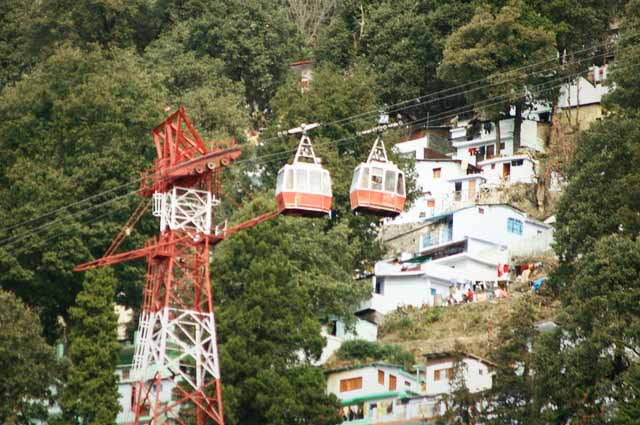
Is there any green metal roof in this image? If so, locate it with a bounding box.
[339,390,419,406]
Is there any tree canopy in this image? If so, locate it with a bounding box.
[0,290,58,424]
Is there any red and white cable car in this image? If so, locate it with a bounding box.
[275,124,332,217]
[350,130,406,217]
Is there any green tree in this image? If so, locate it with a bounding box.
[143,23,251,141]
[604,0,640,113]
[57,269,120,425]
[187,0,304,113]
[485,298,541,425]
[552,117,640,289]
[27,0,159,53]
[214,196,368,425]
[437,349,481,425]
[487,0,625,54]
[0,290,58,424]
[315,0,478,116]
[535,235,640,423]
[437,0,556,147]
[0,45,165,338]
[613,363,640,425]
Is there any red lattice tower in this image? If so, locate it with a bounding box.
[76,108,279,424]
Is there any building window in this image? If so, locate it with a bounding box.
[421,228,443,250]
[511,159,524,166]
[479,368,484,375]
[427,199,435,208]
[434,370,441,381]
[507,218,523,235]
[486,144,495,159]
[431,288,437,296]
[340,377,363,392]
[433,168,442,179]
[447,368,454,380]
[389,374,397,390]
[375,277,385,295]
[122,369,130,380]
[378,370,385,385]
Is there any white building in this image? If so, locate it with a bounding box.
[477,154,537,186]
[326,363,423,401]
[324,354,495,424]
[451,117,549,168]
[318,318,378,365]
[325,363,439,423]
[417,352,495,397]
[373,204,553,315]
[362,261,474,314]
[391,151,485,224]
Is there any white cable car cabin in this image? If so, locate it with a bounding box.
[276,127,332,217]
[350,135,406,217]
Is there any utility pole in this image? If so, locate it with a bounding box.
[76,108,279,424]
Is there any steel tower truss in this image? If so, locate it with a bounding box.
[76,108,279,424]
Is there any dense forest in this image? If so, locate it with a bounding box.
[1,0,640,424]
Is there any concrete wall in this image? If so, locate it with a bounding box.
[423,357,494,396]
[380,222,429,256]
[451,205,547,247]
[479,156,537,185]
[327,365,421,400]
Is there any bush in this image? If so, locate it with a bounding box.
[336,340,415,370]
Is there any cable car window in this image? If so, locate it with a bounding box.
[276,170,284,194]
[359,167,370,189]
[371,167,383,190]
[397,173,405,195]
[351,168,360,191]
[385,170,396,192]
[371,168,383,190]
[323,171,332,195]
[295,168,307,191]
[309,169,322,193]
[285,168,294,190]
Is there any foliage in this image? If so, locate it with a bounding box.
[552,116,640,285]
[0,45,164,338]
[488,0,625,53]
[336,340,415,369]
[438,0,556,144]
[530,235,640,423]
[485,298,541,424]
[315,0,477,115]
[0,290,58,425]
[142,23,251,141]
[604,0,640,113]
[56,269,120,425]
[187,0,304,112]
[214,196,367,425]
[613,363,640,425]
[436,349,481,425]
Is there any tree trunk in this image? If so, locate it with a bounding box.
[514,102,523,152]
